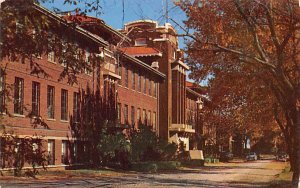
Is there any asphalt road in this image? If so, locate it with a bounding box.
[0,160,287,188]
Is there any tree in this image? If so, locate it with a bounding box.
[0,0,111,170]
[177,0,300,186]
[0,0,104,85]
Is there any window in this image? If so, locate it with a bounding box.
[154,82,157,97]
[135,38,147,46]
[138,72,141,92]
[47,51,55,63]
[32,143,38,154]
[117,103,121,123]
[0,70,5,113]
[142,109,146,124]
[47,86,55,119]
[73,142,78,163]
[173,50,176,60]
[143,76,147,94]
[148,80,151,94]
[118,64,122,85]
[60,43,67,67]
[85,51,91,75]
[153,112,156,130]
[137,108,141,124]
[124,105,128,124]
[47,31,56,63]
[148,110,151,125]
[61,89,68,121]
[32,82,40,116]
[48,140,55,165]
[14,77,24,115]
[61,141,68,164]
[73,92,80,123]
[131,106,135,126]
[124,67,129,88]
[131,70,135,90]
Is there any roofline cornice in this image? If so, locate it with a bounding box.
[33,3,109,47]
[119,52,166,79]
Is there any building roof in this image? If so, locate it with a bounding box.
[119,51,165,80]
[123,20,177,36]
[186,81,205,94]
[186,81,195,88]
[120,46,162,57]
[63,14,131,43]
[186,81,210,101]
[31,3,109,47]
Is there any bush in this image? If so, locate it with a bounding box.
[130,125,177,162]
[0,132,47,177]
[181,160,205,167]
[97,129,131,169]
[131,161,181,172]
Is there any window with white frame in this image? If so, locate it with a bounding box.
[61,89,68,121]
[32,81,40,117]
[47,86,55,119]
[85,50,92,75]
[14,77,24,115]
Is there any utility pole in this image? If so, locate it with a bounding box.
[165,0,168,23]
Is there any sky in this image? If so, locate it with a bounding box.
[42,0,199,83]
[42,0,188,48]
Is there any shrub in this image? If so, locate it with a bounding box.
[131,161,181,172]
[0,132,47,177]
[97,128,131,169]
[130,125,177,162]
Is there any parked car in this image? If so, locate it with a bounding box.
[246,152,258,161]
[276,152,289,162]
[220,152,234,162]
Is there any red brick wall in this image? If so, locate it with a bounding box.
[117,60,159,129]
[1,52,96,166]
[1,48,162,167]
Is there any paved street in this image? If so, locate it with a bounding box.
[0,160,287,188]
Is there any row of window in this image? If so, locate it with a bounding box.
[119,65,157,97]
[49,140,87,165]
[117,103,156,128]
[47,50,92,75]
[12,77,75,121]
[187,98,197,111]
[6,76,158,127]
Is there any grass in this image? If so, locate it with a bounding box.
[0,167,121,181]
[130,161,181,173]
[267,163,292,188]
[38,168,120,178]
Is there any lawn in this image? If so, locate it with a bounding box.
[268,163,292,188]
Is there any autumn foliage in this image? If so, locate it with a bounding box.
[178,0,300,186]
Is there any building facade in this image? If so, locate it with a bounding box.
[121,20,205,151]
[0,2,165,167]
[0,2,207,169]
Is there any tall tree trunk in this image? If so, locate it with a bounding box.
[289,148,296,172]
[286,137,295,172]
[291,109,300,187]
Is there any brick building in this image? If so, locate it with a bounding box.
[0,2,207,169]
[121,20,205,151]
[0,3,165,167]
